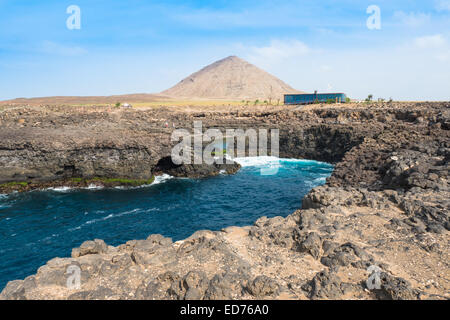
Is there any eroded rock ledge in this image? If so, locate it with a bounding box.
[0,102,449,300]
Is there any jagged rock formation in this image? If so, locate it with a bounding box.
[161,56,301,100]
[0,101,449,300]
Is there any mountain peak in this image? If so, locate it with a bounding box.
[162,56,302,100]
[222,55,243,62]
[216,55,242,62]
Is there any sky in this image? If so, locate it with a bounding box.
[0,0,449,101]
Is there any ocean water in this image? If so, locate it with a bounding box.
[0,157,333,290]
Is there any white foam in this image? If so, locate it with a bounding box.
[232,156,332,168]
[86,183,103,190]
[48,185,102,192]
[233,156,281,167]
[48,175,174,192]
[68,207,160,231]
[153,174,173,184]
[47,186,73,192]
[313,177,327,184]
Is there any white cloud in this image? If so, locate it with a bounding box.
[394,11,431,27]
[411,35,450,62]
[435,0,450,11]
[236,37,450,101]
[414,34,446,48]
[248,39,310,64]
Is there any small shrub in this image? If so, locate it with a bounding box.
[90,177,155,186]
[0,181,29,191]
[70,176,155,187]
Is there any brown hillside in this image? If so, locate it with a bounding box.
[0,93,168,106]
[162,56,302,100]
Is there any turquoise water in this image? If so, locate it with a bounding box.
[0,157,333,290]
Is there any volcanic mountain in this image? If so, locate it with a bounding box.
[161,56,302,100]
[0,56,302,105]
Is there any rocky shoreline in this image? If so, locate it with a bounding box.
[0,162,241,194]
[0,102,448,300]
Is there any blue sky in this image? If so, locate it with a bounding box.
[0,0,449,100]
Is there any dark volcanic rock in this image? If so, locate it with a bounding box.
[154,155,241,178]
[372,272,420,300]
[294,231,322,259]
[72,239,108,258]
[321,242,372,268]
[246,275,280,298]
[204,272,245,300]
[168,271,210,300]
[302,269,346,299]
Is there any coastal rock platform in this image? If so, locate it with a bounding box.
[0,102,448,300]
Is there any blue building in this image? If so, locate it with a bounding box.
[284,91,347,105]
